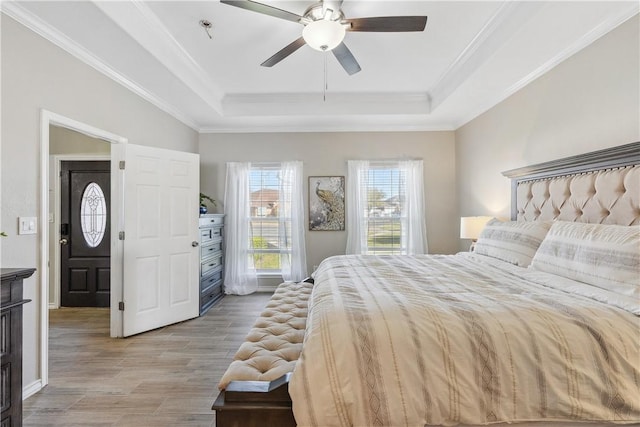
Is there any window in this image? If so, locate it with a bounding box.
[224,161,307,294]
[248,165,291,273]
[80,182,107,248]
[363,166,405,254]
[346,160,427,255]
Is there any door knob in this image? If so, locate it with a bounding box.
[59,238,68,245]
[192,241,199,247]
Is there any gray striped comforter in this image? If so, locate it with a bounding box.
[289,254,640,426]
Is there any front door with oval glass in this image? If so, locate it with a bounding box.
[60,161,111,307]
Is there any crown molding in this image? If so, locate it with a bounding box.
[199,119,455,134]
[452,5,640,130]
[222,92,431,116]
[1,1,200,131]
[199,125,454,134]
[93,1,224,114]
[429,2,543,112]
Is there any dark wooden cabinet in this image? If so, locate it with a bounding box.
[1,268,34,427]
[199,215,224,315]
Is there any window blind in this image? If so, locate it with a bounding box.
[248,164,292,272]
[363,164,406,254]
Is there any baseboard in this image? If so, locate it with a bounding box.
[257,285,277,293]
[49,303,58,309]
[23,379,43,400]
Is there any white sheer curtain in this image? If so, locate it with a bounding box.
[346,160,370,254]
[346,159,427,255]
[400,160,428,254]
[223,162,258,295]
[279,161,308,281]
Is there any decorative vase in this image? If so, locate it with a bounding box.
[199,205,208,214]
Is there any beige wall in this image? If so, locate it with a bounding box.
[199,131,458,276]
[455,16,640,251]
[50,125,112,155]
[1,15,198,391]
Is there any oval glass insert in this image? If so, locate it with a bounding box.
[80,182,107,248]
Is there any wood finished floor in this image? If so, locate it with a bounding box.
[23,293,273,427]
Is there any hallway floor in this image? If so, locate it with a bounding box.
[23,293,272,426]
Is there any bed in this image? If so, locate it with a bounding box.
[214,142,640,427]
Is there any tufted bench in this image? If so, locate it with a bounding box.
[213,279,313,427]
[218,280,313,389]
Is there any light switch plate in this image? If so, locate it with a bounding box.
[18,217,37,235]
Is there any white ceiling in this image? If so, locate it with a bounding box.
[3,1,638,133]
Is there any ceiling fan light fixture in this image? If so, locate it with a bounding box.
[302,19,346,51]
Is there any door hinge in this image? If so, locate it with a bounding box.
[119,231,125,240]
[118,301,125,311]
[119,160,125,170]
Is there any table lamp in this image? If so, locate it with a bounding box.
[460,216,492,251]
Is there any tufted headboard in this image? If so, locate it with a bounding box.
[502,142,640,225]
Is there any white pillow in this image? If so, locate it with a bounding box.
[474,219,551,267]
[530,221,639,298]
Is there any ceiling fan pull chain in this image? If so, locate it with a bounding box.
[323,52,328,102]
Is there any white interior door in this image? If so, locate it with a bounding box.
[122,144,199,337]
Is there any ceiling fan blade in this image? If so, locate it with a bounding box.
[346,16,428,32]
[332,42,361,75]
[261,37,306,67]
[220,0,303,24]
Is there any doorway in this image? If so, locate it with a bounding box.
[59,160,111,307]
[38,110,126,394]
[38,110,199,396]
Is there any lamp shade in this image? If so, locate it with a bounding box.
[302,20,346,51]
[460,216,492,240]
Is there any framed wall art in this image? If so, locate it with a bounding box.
[309,176,345,231]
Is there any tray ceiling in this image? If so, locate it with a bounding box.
[2,1,638,132]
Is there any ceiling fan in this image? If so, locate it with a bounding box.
[220,0,428,75]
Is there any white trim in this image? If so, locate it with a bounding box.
[452,5,640,129]
[39,109,128,392]
[39,116,51,393]
[257,284,279,293]
[23,379,43,400]
[221,92,431,117]
[223,92,430,106]
[2,2,199,131]
[429,1,535,111]
[110,142,126,339]
[199,122,456,134]
[256,273,284,278]
[93,1,224,115]
[50,154,110,309]
[44,111,128,145]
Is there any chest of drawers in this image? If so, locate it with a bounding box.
[199,214,224,315]
[1,268,34,427]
